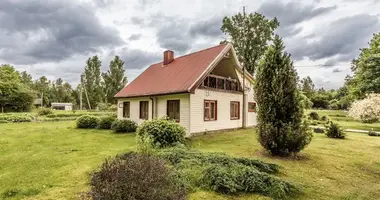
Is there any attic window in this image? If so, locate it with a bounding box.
[202,74,242,92]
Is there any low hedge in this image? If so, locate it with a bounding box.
[0,114,33,122]
[38,117,78,122]
[76,115,100,129]
[37,108,53,116]
[45,112,113,118]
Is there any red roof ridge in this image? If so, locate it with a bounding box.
[147,43,229,66]
[172,43,228,60]
[115,43,230,98]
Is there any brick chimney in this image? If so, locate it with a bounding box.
[163,50,174,65]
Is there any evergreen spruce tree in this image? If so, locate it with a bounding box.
[254,35,312,156]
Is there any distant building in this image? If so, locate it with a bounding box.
[51,103,73,110]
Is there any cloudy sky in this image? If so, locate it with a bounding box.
[1,0,379,89]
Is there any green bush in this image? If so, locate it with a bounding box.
[154,147,296,199]
[0,120,9,123]
[313,127,324,134]
[108,105,117,112]
[309,112,319,120]
[37,108,53,116]
[97,116,116,129]
[89,152,187,200]
[325,122,345,139]
[201,164,296,198]
[111,119,137,133]
[137,118,186,148]
[368,130,380,137]
[76,115,100,129]
[321,116,327,121]
[156,147,279,174]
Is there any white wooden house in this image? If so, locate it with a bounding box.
[115,43,257,136]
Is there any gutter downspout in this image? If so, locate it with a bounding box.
[149,96,154,120]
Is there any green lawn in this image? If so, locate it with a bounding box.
[1,122,380,200]
[307,109,380,131]
[0,122,136,200]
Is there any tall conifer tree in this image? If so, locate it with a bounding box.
[254,35,312,156]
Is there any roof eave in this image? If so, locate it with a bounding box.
[114,91,190,99]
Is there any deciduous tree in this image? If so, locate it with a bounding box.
[102,56,127,103]
[221,12,279,74]
[82,56,104,109]
[349,33,380,99]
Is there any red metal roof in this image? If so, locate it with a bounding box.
[115,44,228,98]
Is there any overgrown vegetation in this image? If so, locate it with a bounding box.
[111,119,137,133]
[255,35,312,156]
[89,152,187,200]
[136,118,186,148]
[76,115,100,129]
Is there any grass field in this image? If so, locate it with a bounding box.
[307,109,380,131]
[1,121,380,200]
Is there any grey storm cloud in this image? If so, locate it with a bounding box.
[189,16,223,38]
[118,48,161,70]
[288,14,380,62]
[128,34,142,41]
[258,1,337,37]
[332,68,343,73]
[0,0,124,65]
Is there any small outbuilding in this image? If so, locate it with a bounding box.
[51,103,73,111]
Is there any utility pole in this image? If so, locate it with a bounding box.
[41,92,44,107]
[242,5,247,128]
[79,84,83,110]
[81,74,91,110]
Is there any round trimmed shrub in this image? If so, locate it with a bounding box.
[325,122,345,139]
[76,115,100,129]
[136,118,186,148]
[97,116,116,129]
[309,112,319,120]
[368,130,380,137]
[90,152,187,200]
[111,119,137,133]
[38,107,53,116]
[313,127,325,134]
